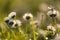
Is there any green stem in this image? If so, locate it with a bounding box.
[32,19,36,40]
[52,17,56,26]
[6,25,17,39]
[26,21,28,34]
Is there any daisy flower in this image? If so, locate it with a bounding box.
[23,13,33,21]
[8,19,14,26]
[47,25,56,32]
[11,20,17,28]
[8,12,16,19]
[47,7,57,17]
[12,20,22,28]
[15,20,22,27]
[4,17,10,24]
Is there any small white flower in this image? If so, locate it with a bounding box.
[15,20,22,26]
[4,17,10,24]
[12,20,22,28]
[23,13,33,21]
[8,19,14,26]
[47,25,56,32]
[8,12,16,19]
[11,20,17,28]
[47,7,57,17]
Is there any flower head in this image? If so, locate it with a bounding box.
[15,20,22,26]
[11,20,17,28]
[4,17,10,24]
[23,13,33,21]
[8,12,16,19]
[12,20,22,28]
[47,7,57,17]
[47,25,56,32]
[8,19,14,26]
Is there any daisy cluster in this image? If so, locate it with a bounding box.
[3,6,60,40]
[4,12,22,28]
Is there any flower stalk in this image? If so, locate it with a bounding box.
[31,18,36,40]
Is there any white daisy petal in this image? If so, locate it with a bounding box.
[23,13,33,21]
[4,17,10,20]
[4,17,10,23]
[47,11,53,16]
[47,7,57,17]
[8,12,16,19]
[16,20,22,26]
[12,20,22,28]
[8,19,14,26]
[48,7,52,9]
[11,20,17,28]
[47,25,56,32]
